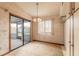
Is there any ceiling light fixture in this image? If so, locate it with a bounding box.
[33,2,42,22]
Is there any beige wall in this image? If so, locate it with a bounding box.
[73,2,79,56]
[64,3,79,56]
[74,9,79,56]
[63,3,73,56]
[64,17,72,56]
[0,3,32,55]
[64,10,79,56]
[32,16,64,44]
[0,8,9,55]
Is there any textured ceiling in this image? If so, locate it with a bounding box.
[15,2,62,17]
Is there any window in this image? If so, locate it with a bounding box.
[38,20,52,34]
[45,20,52,32]
[38,21,44,33]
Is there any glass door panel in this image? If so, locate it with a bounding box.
[11,16,23,50]
[24,20,31,44]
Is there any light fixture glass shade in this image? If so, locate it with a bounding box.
[33,18,37,22]
[33,18,42,22]
[37,18,42,22]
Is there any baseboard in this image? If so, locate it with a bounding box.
[33,40,64,46]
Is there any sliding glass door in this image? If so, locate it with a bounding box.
[10,15,31,50]
[24,20,31,44]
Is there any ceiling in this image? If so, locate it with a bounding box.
[15,2,62,17]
